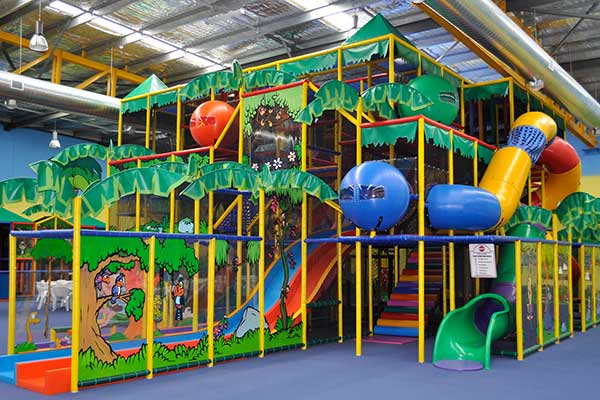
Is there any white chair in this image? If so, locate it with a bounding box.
[36,281,48,310]
[51,283,71,312]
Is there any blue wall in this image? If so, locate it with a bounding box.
[0,125,91,181]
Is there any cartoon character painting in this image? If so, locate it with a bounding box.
[172,276,185,321]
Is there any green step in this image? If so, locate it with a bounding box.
[384,306,418,313]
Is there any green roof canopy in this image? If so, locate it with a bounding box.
[121,74,177,114]
[343,13,415,47]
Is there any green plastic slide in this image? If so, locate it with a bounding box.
[432,293,510,370]
[433,224,545,370]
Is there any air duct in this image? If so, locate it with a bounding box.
[420,0,600,129]
[0,70,120,120]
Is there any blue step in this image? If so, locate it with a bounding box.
[373,326,419,337]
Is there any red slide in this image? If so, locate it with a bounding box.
[265,242,353,330]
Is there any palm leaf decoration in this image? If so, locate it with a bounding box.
[110,144,155,161]
[51,143,107,165]
[180,60,243,101]
[361,83,434,120]
[263,168,337,202]
[181,163,259,200]
[243,69,298,91]
[0,178,56,218]
[504,206,553,233]
[62,157,102,191]
[556,192,597,230]
[81,167,188,216]
[295,80,359,124]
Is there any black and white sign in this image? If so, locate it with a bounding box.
[469,243,497,278]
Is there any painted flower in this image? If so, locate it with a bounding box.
[272,157,283,169]
[265,161,271,170]
[287,151,297,163]
[251,163,259,171]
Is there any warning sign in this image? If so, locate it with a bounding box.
[469,243,497,278]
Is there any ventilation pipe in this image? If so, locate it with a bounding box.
[0,70,120,120]
[419,0,600,129]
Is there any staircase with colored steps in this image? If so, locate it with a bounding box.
[374,248,443,337]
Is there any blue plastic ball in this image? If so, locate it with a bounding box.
[339,161,411,231]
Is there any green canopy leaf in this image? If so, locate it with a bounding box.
[504,206,553,232]
[295,80,359,124]
[263,168,337,202]
[181,164,258,200]
[243,69,298,91]
[81,167,188,216]
[180,61,243,101]
[361,83,433,120]
[51,143,108,165]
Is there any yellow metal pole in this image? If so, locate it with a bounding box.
[70,196,82,392]
[207,148,215,365]
[237,90,244,308]
[460,82,465,129]
[541,170,546,209]
[193,199,200,332]
[528,173,532,206]
[537,241,544,349]
[417,117,425,364]
[388,35,395,83]
[568,229,574,336]
[117,106,123,146]
[473,142,480,297]
[442,245,447,317]
[337,49,343,81]
[105,154,111,231]
[135,159,141,231]
[417,53,422,76]
[301,82,309,349]
[553,214,560,342]
[176,89,182,151]
[515,240,524,361]
[145,95,151,148]
[335,112,343,342]
[593,247,597,326]
[146,236,156,379]
[7,235,16,355]
[169,155,176,234]
[258,189,266,357]
[355,97,363,356]
[579,244,586,332]
[368,231,375,335]
[448,130,455,311]
[509,78,515,126]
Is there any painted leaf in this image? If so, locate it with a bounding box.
[181,166,258,200]
[51,143,107,165]
[361,83,433,119]
[504,206,553,233]
[261,168,337,202]
[180,61,243,101]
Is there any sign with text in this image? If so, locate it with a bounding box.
[469,243,497,278]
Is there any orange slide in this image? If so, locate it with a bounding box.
[265,242,353,329]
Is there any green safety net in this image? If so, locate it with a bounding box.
[464,82,509,102]
[121,75,177,114]
[243,69,298,91]
[514,84,529,104]
[504,205,553,232]
[51,143,108,165]
[81,167,189,216]
[180,65,243,101]
[295,81,359,124]
[361,83,433,120]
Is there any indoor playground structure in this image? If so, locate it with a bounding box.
[1,12,600,396]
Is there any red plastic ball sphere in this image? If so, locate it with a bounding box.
[189,100,236,147]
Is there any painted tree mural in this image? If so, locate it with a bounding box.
[31,238,73,337]
[80,236,198,363]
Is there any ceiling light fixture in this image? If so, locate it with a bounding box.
[49,121,61,149]
[29,0,48,52]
